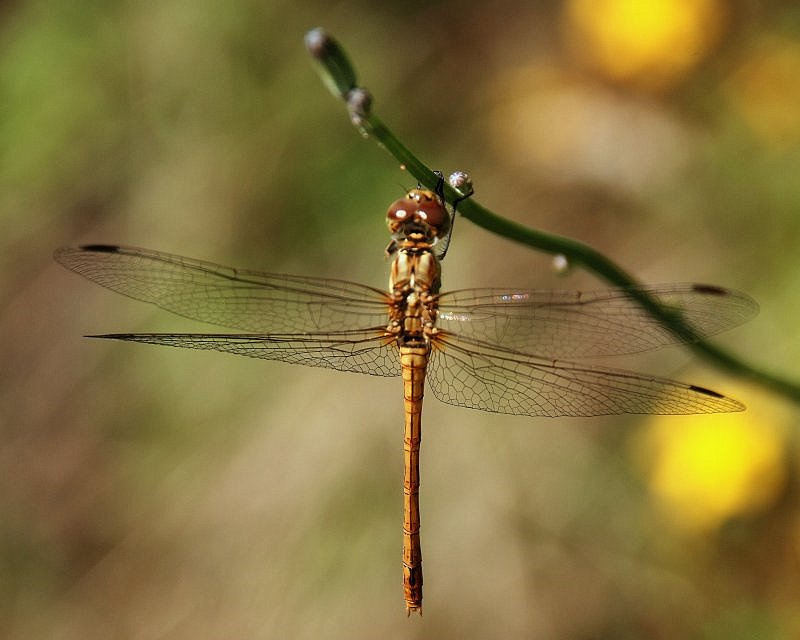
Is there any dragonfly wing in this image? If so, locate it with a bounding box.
[55,245,390,333]
[92,329,401,376]
[427,332,743,417]
[437,284,758,358]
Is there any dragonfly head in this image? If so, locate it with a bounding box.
[386,189,450,244]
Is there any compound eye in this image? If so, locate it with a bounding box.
[413,194,450,234]
[385,189,451,238]
[386,197,413,222]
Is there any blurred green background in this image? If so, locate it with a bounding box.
[2,0,800,638]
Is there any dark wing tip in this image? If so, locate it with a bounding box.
[689,384,746,412]
[54,244,122,267]
[688,384,725,399]
[79,244,121,253]
[691,284,729,296]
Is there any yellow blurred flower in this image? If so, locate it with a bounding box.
[727,36,800,148]
[564,0,726,90]
[631,389,788,533]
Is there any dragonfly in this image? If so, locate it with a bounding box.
[55,187,757,615]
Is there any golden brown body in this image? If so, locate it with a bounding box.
[385,189,447,615]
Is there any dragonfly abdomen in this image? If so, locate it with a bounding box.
[401,345,428,615]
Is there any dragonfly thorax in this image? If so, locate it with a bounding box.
[387,239,442,349]
[390,246,441,296]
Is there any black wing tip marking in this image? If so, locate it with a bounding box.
[688,384,724,399]
[79,244,122,253]
[55,244,122,262]
[691,284,729,296]
[689,384,746,412]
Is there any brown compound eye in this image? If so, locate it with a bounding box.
[411,190,449,233]
[386,189,450,236]
[386,197,414,223]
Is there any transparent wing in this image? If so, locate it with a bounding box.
[55,245,390,333]
[93,329,401,377]
[428,332,743,417]
[437,284,758,358]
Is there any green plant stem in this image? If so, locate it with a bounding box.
[306,28,800,404]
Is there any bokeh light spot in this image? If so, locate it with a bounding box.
[727,36,800,148]
[564,0,726,90]
[632,394,788,533]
